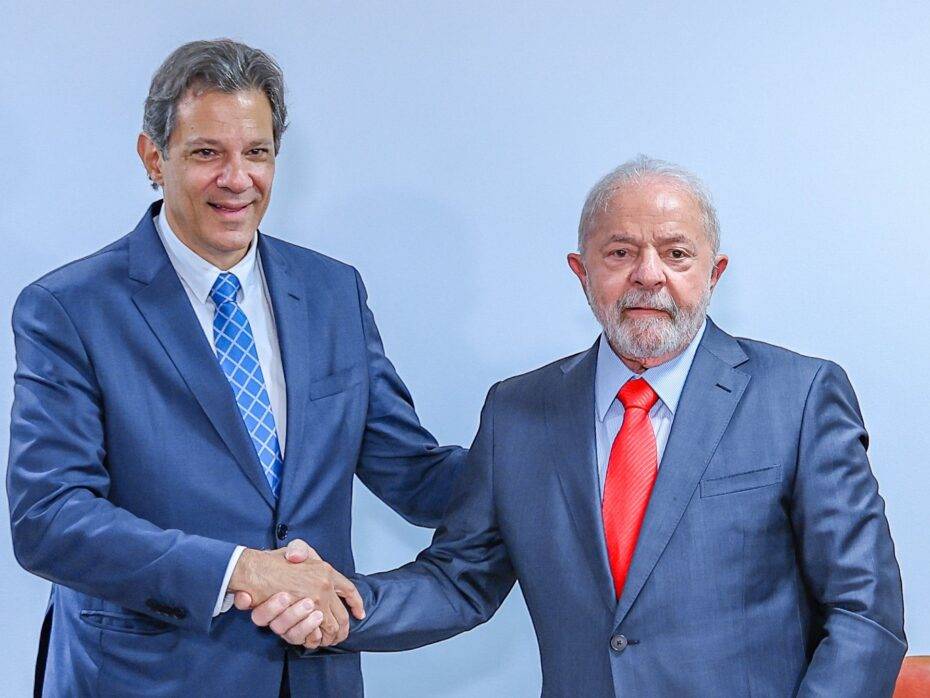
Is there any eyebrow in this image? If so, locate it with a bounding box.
[653,232,696,246]
[600,232,698,249]
[184,138,273,148]
[184,138,221,147]
[602,233,639,245]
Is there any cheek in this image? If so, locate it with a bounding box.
[183,173,220,203]
[667,273,708,307]
[251,163,274,192]
[589,272,630,304]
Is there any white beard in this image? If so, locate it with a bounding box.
[586,283,711,360]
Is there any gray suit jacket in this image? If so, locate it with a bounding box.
[340,319,906,697]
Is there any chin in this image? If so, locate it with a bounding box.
[208,230,254,251]
[611,318,680,358]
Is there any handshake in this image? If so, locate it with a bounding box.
[228,540,364,650]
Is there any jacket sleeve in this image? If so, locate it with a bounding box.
[6,283,236,633]
[792,361,906,696]
[352,270,467,527]
[338,382,516,651]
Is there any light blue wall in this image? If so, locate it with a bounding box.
[2,2,928,695]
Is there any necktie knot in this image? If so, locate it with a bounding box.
[618,378,658,412]
[210,272,242,306]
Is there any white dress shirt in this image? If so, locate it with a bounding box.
[593,320,706,497]
[154,207,287,616]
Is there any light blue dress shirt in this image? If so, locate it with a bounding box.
[594,319,706,497]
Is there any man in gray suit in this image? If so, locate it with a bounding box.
[247,156,906,696]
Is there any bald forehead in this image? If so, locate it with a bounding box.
[600,178,703,221]
[590,181,704,238]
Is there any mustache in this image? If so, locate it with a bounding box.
[615,288,679,319]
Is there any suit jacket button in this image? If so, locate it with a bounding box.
[276,523,289,541]
[610,634,628,653]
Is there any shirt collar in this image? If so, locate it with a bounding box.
[595,318,707,422]
[154,204,260,304]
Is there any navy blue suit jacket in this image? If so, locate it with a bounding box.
[342,321,906,697]
[6,202,464,697]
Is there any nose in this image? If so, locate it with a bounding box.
[216,154,252,193]
[629,248,665,289]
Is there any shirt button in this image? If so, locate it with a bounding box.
[276,523,289,540]
[610,634,628,653]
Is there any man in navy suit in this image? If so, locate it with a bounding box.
[257,156,906,696]
[6,40,464,696]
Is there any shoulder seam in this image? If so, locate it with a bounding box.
[31,245,125,288]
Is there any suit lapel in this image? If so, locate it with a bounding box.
[129,204,275,509]
[546,342,617,613]
[257,236,315,511]
[612,319,750,627]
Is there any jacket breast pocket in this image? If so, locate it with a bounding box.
[699,465,783,498]
[309,365,364,400]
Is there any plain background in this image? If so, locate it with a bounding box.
[2,2,928,695]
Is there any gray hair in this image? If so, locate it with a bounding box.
[577,155,720,255]
[143,39,288,161]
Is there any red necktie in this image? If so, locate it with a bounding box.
[602,378,659,599]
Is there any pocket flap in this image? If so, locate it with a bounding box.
[309,366,364,400]
[80,610,173,635]
[700,465,783,498]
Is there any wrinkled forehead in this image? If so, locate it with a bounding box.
[169,88,275,144]
[604,179,701,219]
[590,181,707,242]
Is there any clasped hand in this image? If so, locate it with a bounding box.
[230,539,364,649]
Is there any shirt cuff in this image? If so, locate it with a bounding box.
[213,545,246,617]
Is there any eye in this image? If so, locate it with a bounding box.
[248,147,271,157]
[669,249,686,259]
[610,249,628,258]
[193,148,216,158]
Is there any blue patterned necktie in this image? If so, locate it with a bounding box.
[210,272,283,499]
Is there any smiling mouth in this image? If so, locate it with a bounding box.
[208,202,251,213]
